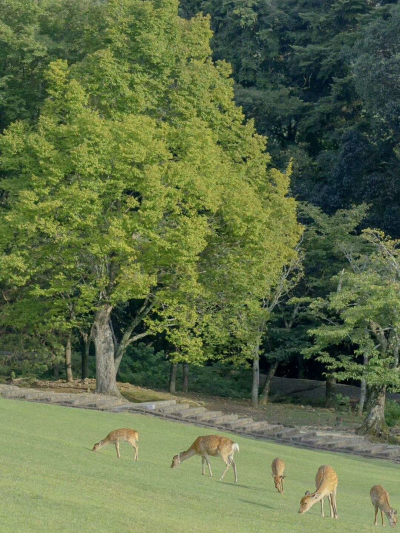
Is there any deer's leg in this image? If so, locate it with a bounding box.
[115,441,121,458]
[332,489,339,519]
[230,458,238,483]
[202,457,206,476]
[132,443,138,461]
[280,477,284,494]
[320,496,325,518]
[381,510,384,526]
[327,494,333,518]
[374,506,378,526]
[203,453,213,477]
[220,454,236,482]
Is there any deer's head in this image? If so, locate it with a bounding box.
[298,491,320,514]
[389,509,398,528]
[170,454,180,468]
[272,474,285,493]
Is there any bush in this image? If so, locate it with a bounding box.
[117,344,252,397]
[335,394,351,410]
[385,400,400,427]
[117,344,169,389]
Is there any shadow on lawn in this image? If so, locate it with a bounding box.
[221,482,253,489]
[239,499,274,510]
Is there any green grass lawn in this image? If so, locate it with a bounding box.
[0,398,398,533]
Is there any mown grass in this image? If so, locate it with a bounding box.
[0,398,398,533]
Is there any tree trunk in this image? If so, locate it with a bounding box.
[358,353,368,417]
[169,363,178,394]
[357,386,389,439]
[251,344,260,408]
[259,360,279,406]
[182,363,189,393]
[325,374,337,408]
[53,363,59,380]
[81,334,90,380]
[65,332,74,383]
[358,379,367,417]
[93,305,120,396]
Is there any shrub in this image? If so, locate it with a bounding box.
[385,400,400,427]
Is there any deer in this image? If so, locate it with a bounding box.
[92,428,139,460]
[171,435,239,483]
[370,485,398,527]
[298,465,338,519]
[271,458,285,494]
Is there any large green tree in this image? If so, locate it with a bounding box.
[0,0,300,395]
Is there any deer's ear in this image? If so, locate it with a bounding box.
[281,475,286,479]
[304,491,311,496]
[312,493,321,500]
[394,510,398,516]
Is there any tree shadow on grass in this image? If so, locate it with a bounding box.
[219,480,254,488]
[239,499,275,510]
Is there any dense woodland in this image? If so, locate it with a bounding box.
[1,0,400,439]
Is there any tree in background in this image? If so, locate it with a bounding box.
[179,0,400,238]
[306,230,400,439]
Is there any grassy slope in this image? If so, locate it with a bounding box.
[0,399,398,533]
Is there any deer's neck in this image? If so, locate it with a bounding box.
[179,448,197,463]
[380,498,392,514]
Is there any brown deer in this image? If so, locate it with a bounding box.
[92,428,139,460]
[171,435,239,483]
[271,458,285,494]
[370,485,398,527]
[298,465,338,519]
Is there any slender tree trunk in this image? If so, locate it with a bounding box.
[358,353,368,417]
[93,305,120,396]
[260,360,279,406]
[182,363,189,393]
[358,379,367,417]
[325,374,337,408]
[357,385,389,439]
[53,363,59,380]
[169,363,178,394]
[81,334,90,380]
[65,332,74,383]
[251,344,260,408]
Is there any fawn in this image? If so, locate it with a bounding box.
[171,435,239,483]
[271,458,285,494]
[92,428,139,460]
[370,485,398,527]
[298,465,338,519]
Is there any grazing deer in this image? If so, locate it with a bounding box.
[298,465,338,519]
[171,435,239,483]
[271,458,285,494]
[92,428,139,460]
[370,485,398,527]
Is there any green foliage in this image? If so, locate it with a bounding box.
[118,344,252,397]
[179,0,400,237]
[0,0,301,377]
[118,344,169,389]
[385,400,400,428]
[335,393,351,410]
[305,230,400,391]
